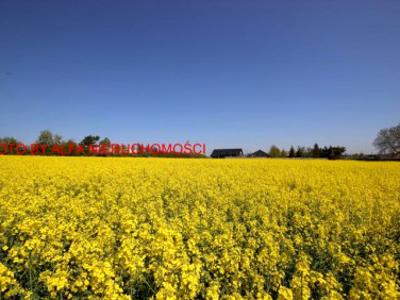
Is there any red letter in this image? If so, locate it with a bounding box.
[30,144,39,155]
[51,144,63,155]
[161,144,172,154]
[173,143,183,154]
[16,143,27,155]
[99,143,109,155]
[193,143,203,155]
[0,143,8,155]
[183,142,192,155]
[111,144,120,155]
[67,142,76,155]
[121,144,129,156]
[39,144,48,155]
[9,144,16,154]
[75,144,85,155]
[88,144,99,155]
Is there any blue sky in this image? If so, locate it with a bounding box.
[1,0,399,154]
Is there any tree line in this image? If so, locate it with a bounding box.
[1,122,399,159]
[0,130,110,155]
[267,122,400,160]
[267,144,346,159]
[0,130,204,157]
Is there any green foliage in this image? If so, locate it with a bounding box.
[295,146,304,158]
[289,146,296,158]
[312,143,321,158]
[268,145,281,157]
[36,130,55,145]
[99,137,111,146]
[80,135,100,146]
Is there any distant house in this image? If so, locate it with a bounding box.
[248,150,269,158]
[211,148,243,158]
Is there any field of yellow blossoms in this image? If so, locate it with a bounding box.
[0,156,399,299]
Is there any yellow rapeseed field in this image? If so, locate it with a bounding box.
[0,156,399,299]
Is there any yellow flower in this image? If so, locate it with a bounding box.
[0,156,399,298]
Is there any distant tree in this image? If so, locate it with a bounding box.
[280,149,288,157]
[305,147,310,157]
[268,145,281,157]
[98,137,111,156]
[289,146,295,158]
[99,137,111,146]
[59,139,76,155]
[35,130,68,155]
[0,136,18,144]
[36,130,54,145]
[320,146,329,158]
[295,146,304,158]
[80,135,100,146]
[312,143,321,158]
[330,146,346,159]
[373,123,400,156]
[65,139,75,145]
[0,137,19,154]
[54,134,63,145]
[320,146,346,159]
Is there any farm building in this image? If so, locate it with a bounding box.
[248,150,269,158]
[211,148,243,158]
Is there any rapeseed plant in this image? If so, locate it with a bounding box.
[0,156,399,299]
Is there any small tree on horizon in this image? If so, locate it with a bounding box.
[0,137,19,154]
[80,135,100,146]
[54,134,63,145]
[268,145,281,157]
[296,146,304,158]
[99,137,111,146]
[312,143,321,158]
[0,137,18,144]
[289,146,295,158]
[36,130,55,145]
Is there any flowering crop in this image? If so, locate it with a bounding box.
[0,156,399,299]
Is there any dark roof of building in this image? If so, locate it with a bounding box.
[211,148,243,157]
[251,150,269,157]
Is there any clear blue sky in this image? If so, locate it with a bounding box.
[1,0,399,154]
